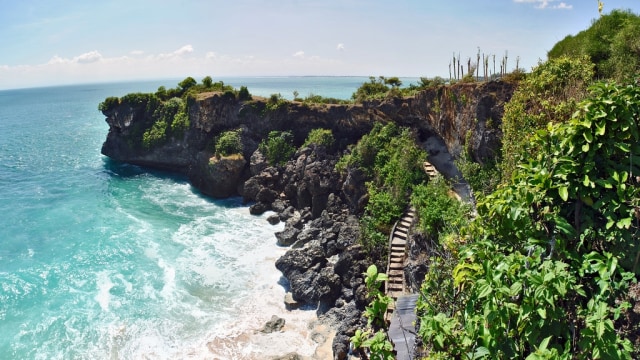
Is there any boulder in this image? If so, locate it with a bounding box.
[260,315,285,333]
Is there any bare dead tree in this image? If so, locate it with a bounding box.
[492,54,496,79]
[477,47,481,81]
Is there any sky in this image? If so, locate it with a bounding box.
[1,0,640,90]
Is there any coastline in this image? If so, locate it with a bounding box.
[201,209,336,359]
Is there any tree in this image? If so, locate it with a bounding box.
[178,76,197,93]
[384,77,402,88]
[202,76,213,88]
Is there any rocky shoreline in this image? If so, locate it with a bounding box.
[100,81,515,358]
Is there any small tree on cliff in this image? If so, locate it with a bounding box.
[178,77,197,95]
[202,76,213,89]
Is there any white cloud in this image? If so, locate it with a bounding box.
[130,50,144,56]
[74,50,102,64]
[206,51,217,59]
[158,44,194,59]
[513,0,572,9]
[46,50,103,65]
[337,43,345,51]
[293,50,305,58]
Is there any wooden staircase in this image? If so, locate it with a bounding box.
[423,161,439,179]
[384,208,415,321]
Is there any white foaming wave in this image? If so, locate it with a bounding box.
[94,270,114,312]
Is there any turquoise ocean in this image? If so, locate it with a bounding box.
[0,77,417,359]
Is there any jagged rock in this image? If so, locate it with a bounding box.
[266,214,280,225]
[260,315,285,333]
[275,226,301,246]
[189,154,246,198]
[249,202,270,215]
[270,353,307,360]
[284,292,301,310]
[250,149,268,176]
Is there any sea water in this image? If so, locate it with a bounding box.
[0,77,416,359]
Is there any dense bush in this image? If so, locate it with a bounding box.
[411,176,470,241]
[142,120,167,148]
[338,123,427,258]
[238,86,252,101]
[500,56,594,180]
[259,131,295,166]
[98,96,119,112]
[302,128,334,149]
[548,9,640,82]
[418,81,640,359]
[215,129,243,156]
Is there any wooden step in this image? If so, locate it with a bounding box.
[400,220,412,227]
[393,232,407,239]
[388,269,404,277]
[395,227,408,234]
[391,237,406,246]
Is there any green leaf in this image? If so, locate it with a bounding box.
[558,186,568,201]
[537,307,547,319]
[595,120,606,136]
[582,143,590,152]
[583,130,593,143]
[477,280,493,299]
[472,346,490,359]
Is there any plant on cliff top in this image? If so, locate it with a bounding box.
[500,55,594,181]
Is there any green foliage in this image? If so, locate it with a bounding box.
[351,265,395,360]
[548,9,640,82]
[302,128,334,149]
[455,153,501,196]
[265,93,288,112]
[338,123,428,258]
[98,96,120,112]
[384,76,402,88]
[178,76,197,93]
[301,93,351,105]
[142,120,168,148]
[238,86,252,101]
[352,76,391,102]
[214,129,243,156]
[202,76,213,88]
[500,56,594,181]
[259,130,295,166]
[418,80,640,359]
[411,176,470,241]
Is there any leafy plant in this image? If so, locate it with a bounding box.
[302,128,334,149]
[215,129,243,156]
[259,130,295,166]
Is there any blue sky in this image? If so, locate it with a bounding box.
[1,0,639,90]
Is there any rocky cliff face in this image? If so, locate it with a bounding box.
[101,81,514,199]
[100,81,515,359]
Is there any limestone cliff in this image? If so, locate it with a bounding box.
[101,81,514,199]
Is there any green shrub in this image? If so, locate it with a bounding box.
[418,80,640,359]
[215,129,243,156]
[238,86,252,101]
[352,76,390,102]
[411,176,470,240]
[302,128,334,149]
[265,93,288,112]
[142,120,168,148]
[259,130,295,166]
[98,96,120,112]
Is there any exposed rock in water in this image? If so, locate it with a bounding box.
[261,315,286,333]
